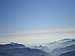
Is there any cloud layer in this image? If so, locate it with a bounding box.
[0,27,75,45]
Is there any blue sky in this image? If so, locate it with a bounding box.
[0,0,75,33]
[0,0,75,45]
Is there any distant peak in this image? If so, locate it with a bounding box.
[63,38,73,40]
[10,42,18,45]
[62,38,75,41]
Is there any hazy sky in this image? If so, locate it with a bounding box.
[0,0,75,45]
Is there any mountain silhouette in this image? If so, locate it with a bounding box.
[0,38,75,56]
[0,42,51,56]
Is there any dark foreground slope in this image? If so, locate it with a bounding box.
[60,50,75,56]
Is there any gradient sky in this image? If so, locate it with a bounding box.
[0,0,75,45]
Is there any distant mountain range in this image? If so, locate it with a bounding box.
[0,38,75,56]
[0,42,50,56]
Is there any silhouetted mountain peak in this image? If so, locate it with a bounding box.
[10,42,18,45]
[0,42,25,49]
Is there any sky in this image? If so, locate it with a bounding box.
[0,0,75,45]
